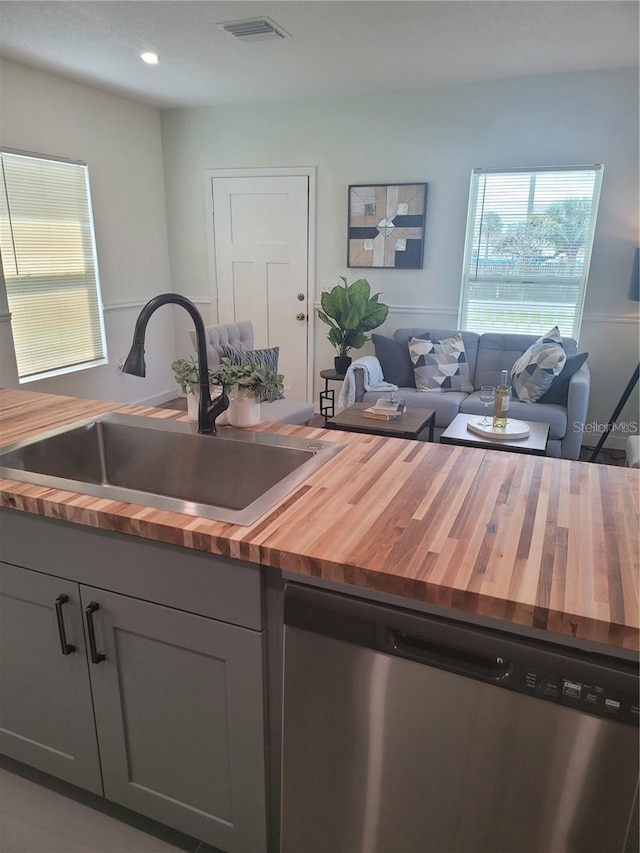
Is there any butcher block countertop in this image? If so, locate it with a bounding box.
[0,388,638,652]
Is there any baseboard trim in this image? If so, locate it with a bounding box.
[139,389,181,407]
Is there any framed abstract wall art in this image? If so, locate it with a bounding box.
[347,182,428,269]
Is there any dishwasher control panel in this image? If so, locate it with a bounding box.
[515,665,639,725]
[285,581,639,729]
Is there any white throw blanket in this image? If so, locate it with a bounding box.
[337,356,398,411]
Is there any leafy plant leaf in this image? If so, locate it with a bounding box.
[316,277,389,356]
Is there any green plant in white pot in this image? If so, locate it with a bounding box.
[213,358,284,428]
[317,276,389,374]
[171,357,219,423]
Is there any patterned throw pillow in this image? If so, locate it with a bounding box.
[372,332,430,387]
[409,334,473,392]
[510,327,567,403]
[222,344,279,372]
[221,345,284,402]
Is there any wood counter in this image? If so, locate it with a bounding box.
[0,388,638,651]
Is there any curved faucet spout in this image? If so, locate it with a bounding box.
[122,294,229,435]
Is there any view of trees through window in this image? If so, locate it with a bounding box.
[459,167,603,338]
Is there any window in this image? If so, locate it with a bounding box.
[458,165,603,339]
[0,150,107,382]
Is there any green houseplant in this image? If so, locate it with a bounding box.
[171,356,217,396]
[317,277,389,373]
[213,358,285,428]
[213,358,284,402]
[171,356,222,422]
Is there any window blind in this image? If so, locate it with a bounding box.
[0,150,107,382]
[458,165,603,339]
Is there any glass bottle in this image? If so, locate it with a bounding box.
[493,370,511,428]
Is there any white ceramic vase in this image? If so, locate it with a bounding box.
[186,389,199,423]
[187,388,231,426]
[228,390,260,428]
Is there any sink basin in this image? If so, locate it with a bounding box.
[0,412,344,525]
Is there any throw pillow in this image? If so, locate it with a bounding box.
[537,352,589,405]
[409,334,474,392]
[373,332,430,387]
[221,345,284,402]
[510,327,567,403]
[222,344,279,372]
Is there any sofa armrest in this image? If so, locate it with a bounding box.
[561,361,591,460]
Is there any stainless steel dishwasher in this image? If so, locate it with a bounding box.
[281,583,639,853]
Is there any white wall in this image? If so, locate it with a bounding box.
[161,67,639,447]
[0,59,176,405]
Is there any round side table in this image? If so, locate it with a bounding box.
[319,369,346,420]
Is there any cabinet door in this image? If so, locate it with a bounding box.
[0,563,102,794]
[80,586,267,853]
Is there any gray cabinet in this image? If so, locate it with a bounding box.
[82,585,267,852]
[0,563,103,795]
[0,511,268,853]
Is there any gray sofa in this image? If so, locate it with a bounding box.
[190,321,314,425]
[352,328,590,459]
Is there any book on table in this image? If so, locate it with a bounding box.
[362,398,406,420]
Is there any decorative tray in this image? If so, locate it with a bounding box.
[466,418,531,440]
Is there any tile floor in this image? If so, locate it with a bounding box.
[0,761,222,853]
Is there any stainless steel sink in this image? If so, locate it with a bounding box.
[0,412,344,525]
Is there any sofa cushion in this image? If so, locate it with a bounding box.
[510,327,566,402]
[409,334,474,393]
[192,321,254,368]
[362,388,468,429]
[372,332,429,387]
[537,352,589,404]
[261,399,314,425]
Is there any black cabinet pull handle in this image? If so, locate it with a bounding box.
[55,594,76,655]
[85,601,105,664]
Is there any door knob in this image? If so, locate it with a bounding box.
[297,293,305,301]
[296,313,306,321]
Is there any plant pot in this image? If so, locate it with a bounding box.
[334,356,352,375]
[187,388,230,426]
[228,390,261,428]
[186,390,199,423]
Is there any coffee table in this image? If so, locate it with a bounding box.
[440,413,549,456]
[325,403,436,442]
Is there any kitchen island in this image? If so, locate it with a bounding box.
[0,388,638,853]
[1,387,638,651]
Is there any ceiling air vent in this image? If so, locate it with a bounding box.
[219,17,291,43]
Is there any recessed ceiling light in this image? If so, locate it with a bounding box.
[140,51,159,65]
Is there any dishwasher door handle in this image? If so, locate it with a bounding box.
[388,628,514,683]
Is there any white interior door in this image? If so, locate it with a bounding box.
[208,171,312,401]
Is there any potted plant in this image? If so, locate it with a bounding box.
[171,356,220,423]
[213,358,284,428]
[317,276,389,373]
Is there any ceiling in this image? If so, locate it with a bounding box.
[0,1,637,110]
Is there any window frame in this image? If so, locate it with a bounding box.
[0,147,108,383]
[457,164,603,340]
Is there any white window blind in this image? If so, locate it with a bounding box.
[0,150,107,382]
[458,165,603,339]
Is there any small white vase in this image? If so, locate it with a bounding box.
[228,390,261,428]
[186,390,199,423]
[186,388,230,426]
